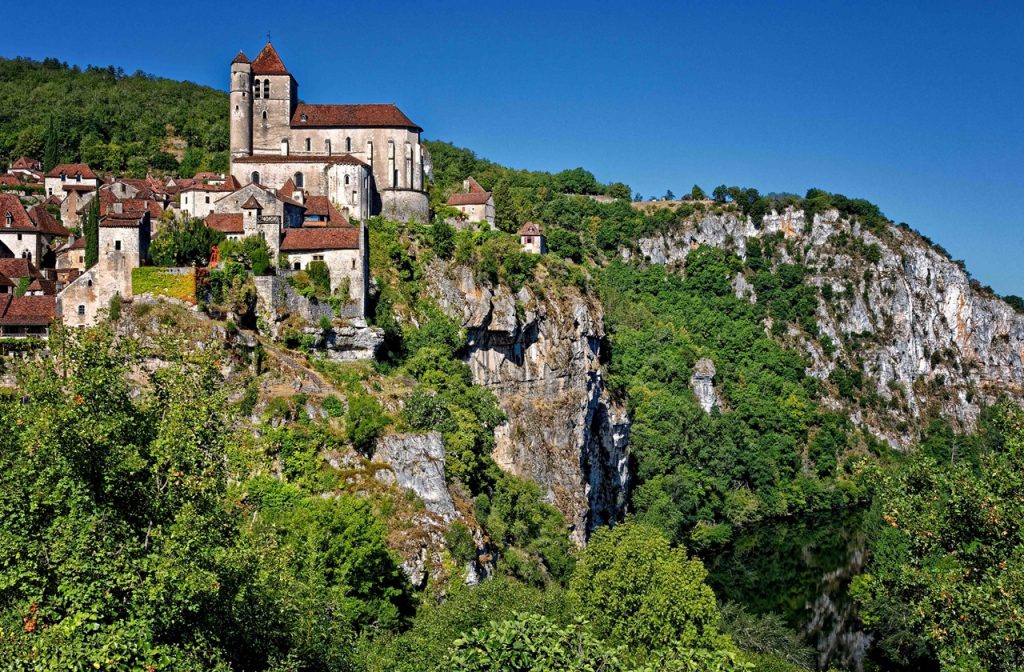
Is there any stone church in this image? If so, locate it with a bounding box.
[229,43,429,222]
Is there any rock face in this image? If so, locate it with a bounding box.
[690,357,720,413]
[426,262,630,545]
[373,432,457,521]
[628,208,1024,446]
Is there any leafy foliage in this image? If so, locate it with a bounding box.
[148,215,224,267]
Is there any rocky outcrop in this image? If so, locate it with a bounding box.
[426,262,630,545]
[690,357,720,413]
[629,208,1024,446]
[374,432,457,521]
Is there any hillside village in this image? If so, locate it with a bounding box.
[0,43,542,348]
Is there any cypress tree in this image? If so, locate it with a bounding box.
[85,192,99,268]
[43,116,58,172]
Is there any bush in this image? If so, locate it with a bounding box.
[345,392,390,453]
[148,215,224,267]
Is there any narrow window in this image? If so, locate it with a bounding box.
[205,196,210,204]
[4,213,11,227]
[60,172,66,182]
[263,79,270,97]
[294,172,304,188]
[235,105,239,112]
[251,171,260,185]
[254,83,260,99]
[345,137,352,152]
[76,173,81,183]
[344,175,349,185]
[17,233,22,240]
[115,240,122,251]
[87,279,92,287]
[262,110,268,121]
[305,138,311,152]
[325,139,331,155]
[78,305,85,316]
[351,259,356,270]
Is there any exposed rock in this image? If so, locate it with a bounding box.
[426,262,630,545]
[373,432,456,521]
[632,208,1024,447]
[690,357,720,413]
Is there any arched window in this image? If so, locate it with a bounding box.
[263,79,270,98]
[253,82,260,99]
[344,175,349,185]
[251,171,260,185]
[345,137,352,152]
[262,110,268,121]
[325,139,331,155]
[304,138,311,152]
[293,172,304,188]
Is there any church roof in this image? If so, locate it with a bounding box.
[291,104,422,132]
[232,51,249,64]
[251,43,289,75]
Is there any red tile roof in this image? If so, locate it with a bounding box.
[99,213,147,228]
[240,195,262,210]
[448,191,492,206]
[251,43,289,75]
[277,178,297,200]
[280,227,359,251]
[232,153,367,166]
[0,258,42,281]
[291,104,421,132]
[27,205,71,237]
[232,51,249,64]
[0,176,20,186]
[0,272,13,288]
[303,196,348,226]
[518,222,544,236]
[0,194,35,231]
[0,294,56,326]
[26,278,56,295]
[12,157,41,170]
[205,213,244,234]
[45,163,97,180]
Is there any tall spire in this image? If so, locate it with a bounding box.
[251,42,289,75]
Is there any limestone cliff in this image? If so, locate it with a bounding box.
[425,262,630,545]
[628,208,1024,446]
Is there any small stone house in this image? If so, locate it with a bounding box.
[0,194,71,268]
[205,213,245,241]
[58,211,151,328]
[518,222,546,254]
[446,177,495,229]
[179,175,241,218]
[56,237,87,272]
[280,225,367,313]
[44,163,99,198]
[0,294,56,338]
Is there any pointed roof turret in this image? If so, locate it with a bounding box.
[240,195,263,210]
[251,42,289,75]
[232,51,249,64]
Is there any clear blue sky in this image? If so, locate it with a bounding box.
[4,1,1022,294]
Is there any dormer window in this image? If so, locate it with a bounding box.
[59,172,66,182]
[300,113,308,123]
[75,173,81,183]
[4,212,11,227]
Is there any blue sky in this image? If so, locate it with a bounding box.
[4,1,1022,293]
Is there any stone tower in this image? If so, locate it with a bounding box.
[249,43,298,155]
[229,51,252,160]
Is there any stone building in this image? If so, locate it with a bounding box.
[0,194,70,269]
[0,294,56,338]
[58,211,151,327]
[279,225,368,314]
[518,222,546,254]
[179,176,241,218]
[44,163,99,198]
[446,177,495,229]
[228,43,428,222]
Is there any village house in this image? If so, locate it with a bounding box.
[0,294,56,338]
[44,163,99,198]
[518,222,546,254]
[0,194,71,270]
[279,226,367,313]
[57,211,151,327]
[228,43,428,222]
[8,156,43,183]
[446,177,495,229]
[179,175,241,218]
[56,237,87,273]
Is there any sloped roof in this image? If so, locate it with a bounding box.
[251,42,289,75]
[0,294,56,326]
[205,213,244,234]
[12,157,41,170]
[280,227,359,251]
[0,272,13,288]
[303,196,348,226]
[45,163,97,180]
[518,222,544,236]
[448,191,492,206]
[0,194,35,231]
[26,278,56,295]
[0,258,42,281]
[291,104,422,132]
[27,205,71,237]
[232,51,249,64]
[240,195,263,210]
[99,213,146,228]
[277,178,297,200]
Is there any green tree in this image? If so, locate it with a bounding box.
[851,402,1024,671]
[546,228,582,262]
[606,182,632,200]
[148,215,225,266]
[430,218,456,259]
[346,392,390,453]
[42,115,58,171]
[570,522,726,656]
[690,184,707,200]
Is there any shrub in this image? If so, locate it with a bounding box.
[345,392,390,453]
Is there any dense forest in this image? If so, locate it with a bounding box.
[1,56,1023,672]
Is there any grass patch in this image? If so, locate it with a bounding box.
[132,267,196,303]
